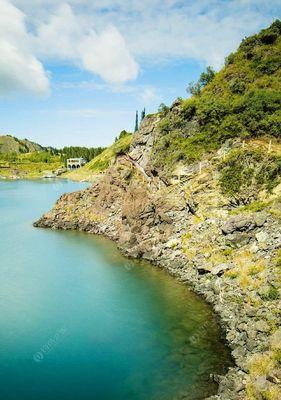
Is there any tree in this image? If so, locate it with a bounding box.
[187,66,215,96]
[158,103,169,115]
[199,66,215,87]
[187,81,201,96]
[141,108,146,121]
[134,110,139,132]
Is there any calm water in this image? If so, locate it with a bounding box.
[0,180,232,400]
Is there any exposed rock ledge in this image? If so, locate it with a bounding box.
[34,117,281,400]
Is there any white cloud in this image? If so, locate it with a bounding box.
[79,25,139,84]
[33,3,138,84]
[0,0,49,95]
[18,0,278,69]
[1,0,279,95]
[0,1,138,95]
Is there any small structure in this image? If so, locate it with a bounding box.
[67,158,86,169]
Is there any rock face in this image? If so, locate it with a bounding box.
[34,115,281,400]
[128,115,160,172]
[222,214,267,235]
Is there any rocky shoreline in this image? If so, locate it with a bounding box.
[34,199,281,400]
[34,117,281,400]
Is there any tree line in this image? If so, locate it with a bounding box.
[59,146,105,163]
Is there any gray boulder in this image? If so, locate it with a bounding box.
[222,213,267,235]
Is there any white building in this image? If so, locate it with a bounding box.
[67,158,86,169]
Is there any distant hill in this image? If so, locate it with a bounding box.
[0,135,44,154]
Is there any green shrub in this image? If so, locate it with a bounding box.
[225,52,235,66]
[219,149,281,200]
[229,78,247,94]
[260,286,280,300]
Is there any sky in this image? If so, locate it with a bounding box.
[0,0,280,148]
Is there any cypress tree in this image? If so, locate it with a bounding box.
[134,110,139,132]
[141,108,146,121]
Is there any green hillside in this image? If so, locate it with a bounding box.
[0,135,44,154]
[152,20,281,173]
[65,132,132,181]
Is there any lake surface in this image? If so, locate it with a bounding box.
[0,180,232,400]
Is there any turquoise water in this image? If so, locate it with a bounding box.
[0,180,232,400]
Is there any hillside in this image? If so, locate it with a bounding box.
[0,135,64,179]
[0,135,44,154]
[65,132,132,181]
[0,134,109,179]
[151,19,280,176]
[35,21,281,400]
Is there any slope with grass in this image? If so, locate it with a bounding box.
[65,132,132,181]
[0,135,44,154]
[151,20,281,177]
[0,151,64,179]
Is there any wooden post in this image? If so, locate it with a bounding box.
[242,140,245,149]
[199,162,202,174]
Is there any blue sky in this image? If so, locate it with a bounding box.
[0,0,280,148]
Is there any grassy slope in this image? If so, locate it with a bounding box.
[65,134,132,181]
[0,135,60,178]
[0,152,63,179]
[0,135,43,154]
[152,20,281,173]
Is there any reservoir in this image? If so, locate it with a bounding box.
[0,180,232,400]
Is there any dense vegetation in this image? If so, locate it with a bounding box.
[219,148,281,205]
[0,151,62,178]
[59,146,105,164]
[0,151,59,163]
[152,20,281,178]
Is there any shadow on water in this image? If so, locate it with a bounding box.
[0,180,233,400]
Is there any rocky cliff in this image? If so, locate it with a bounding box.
[35,115,281,400]
[35,21,281,400]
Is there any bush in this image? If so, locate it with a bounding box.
[219,149,281,201]
[182,98,197,119]
[225,52,235,66]
[260,286,280,300]
[233,90,281,137]
[158,117,171,135]
[196,97,230,125]
[229,78,247,94]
